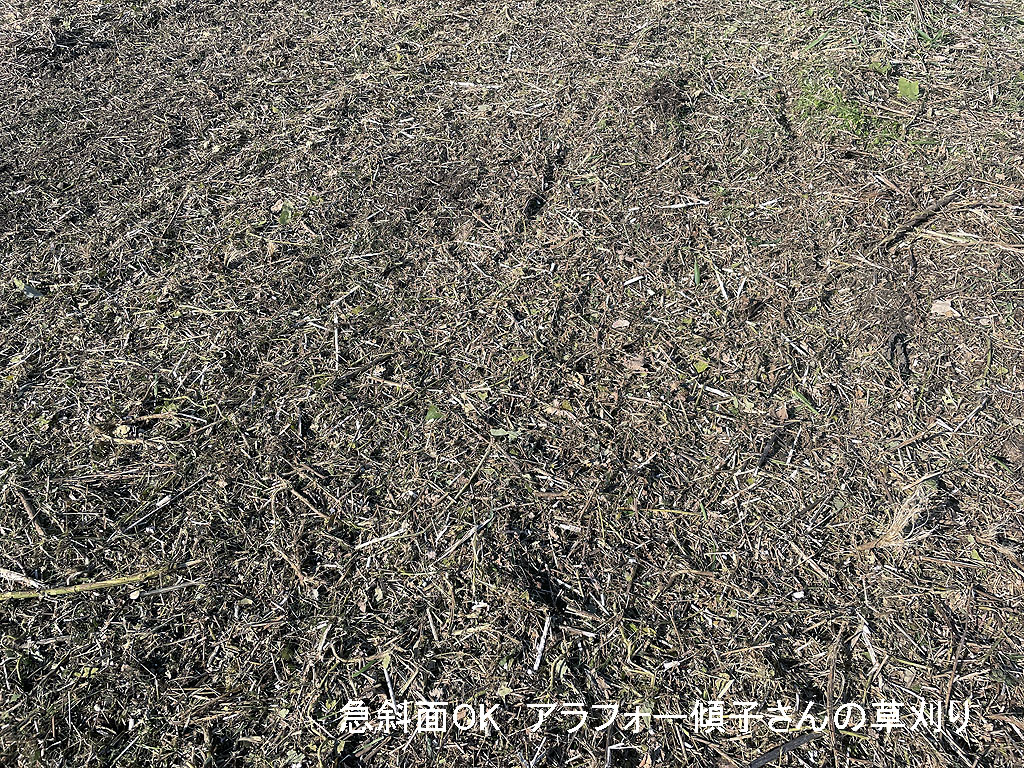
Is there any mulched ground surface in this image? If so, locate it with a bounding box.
[2,0,1023,765]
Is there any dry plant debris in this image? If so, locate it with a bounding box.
[2,0,1023,765]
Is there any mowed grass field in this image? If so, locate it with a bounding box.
[2,0,1023,765]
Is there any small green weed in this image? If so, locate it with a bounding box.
[797,72,900,143]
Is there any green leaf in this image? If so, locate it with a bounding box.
[897,77,920,101]
[425,404,444,422]
[278,201,295,225]
[802,32,827,52]
[693,358,710,374]
[791,388,822,417]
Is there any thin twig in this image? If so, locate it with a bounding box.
[530,615,552,675]
[872,187,963,255]
[15,485,48,536]
[748,731,823,768]
[0,567,169,601]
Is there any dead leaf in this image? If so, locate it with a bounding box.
[931,299,959,318]
[624,354,645,371]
